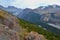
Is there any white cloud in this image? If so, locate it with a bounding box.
[2,0,60,9]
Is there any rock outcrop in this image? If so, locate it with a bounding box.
[24,31,47,40]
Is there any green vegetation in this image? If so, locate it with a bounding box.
[18,18,60,40]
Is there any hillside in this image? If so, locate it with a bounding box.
[19,18,60,40]
[0,9,22,40]
[0,10,47,40]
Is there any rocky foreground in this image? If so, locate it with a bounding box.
[0,10,46,40]
[24,31,47,40]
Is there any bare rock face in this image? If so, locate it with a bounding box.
[24,31,47,40]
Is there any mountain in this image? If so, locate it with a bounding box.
[17,8,33,18]
[0,5,23,16]
[18,8,41,24]
[33,5,60,26]
[5,6,23,16]
[18,5,60,27]
[40,13,60,25]
[33,5,60,14]
[0,9,48,40]
[0,5,60,29]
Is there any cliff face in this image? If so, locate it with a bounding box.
[0,10,46,40]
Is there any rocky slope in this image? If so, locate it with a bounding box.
[24,31,47,40]
[0,10,47,40]
[0,10,21,40]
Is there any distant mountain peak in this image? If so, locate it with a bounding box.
[7,6,18,9]
[37,4,60,10]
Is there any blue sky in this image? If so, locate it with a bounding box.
[0,0,60,9]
